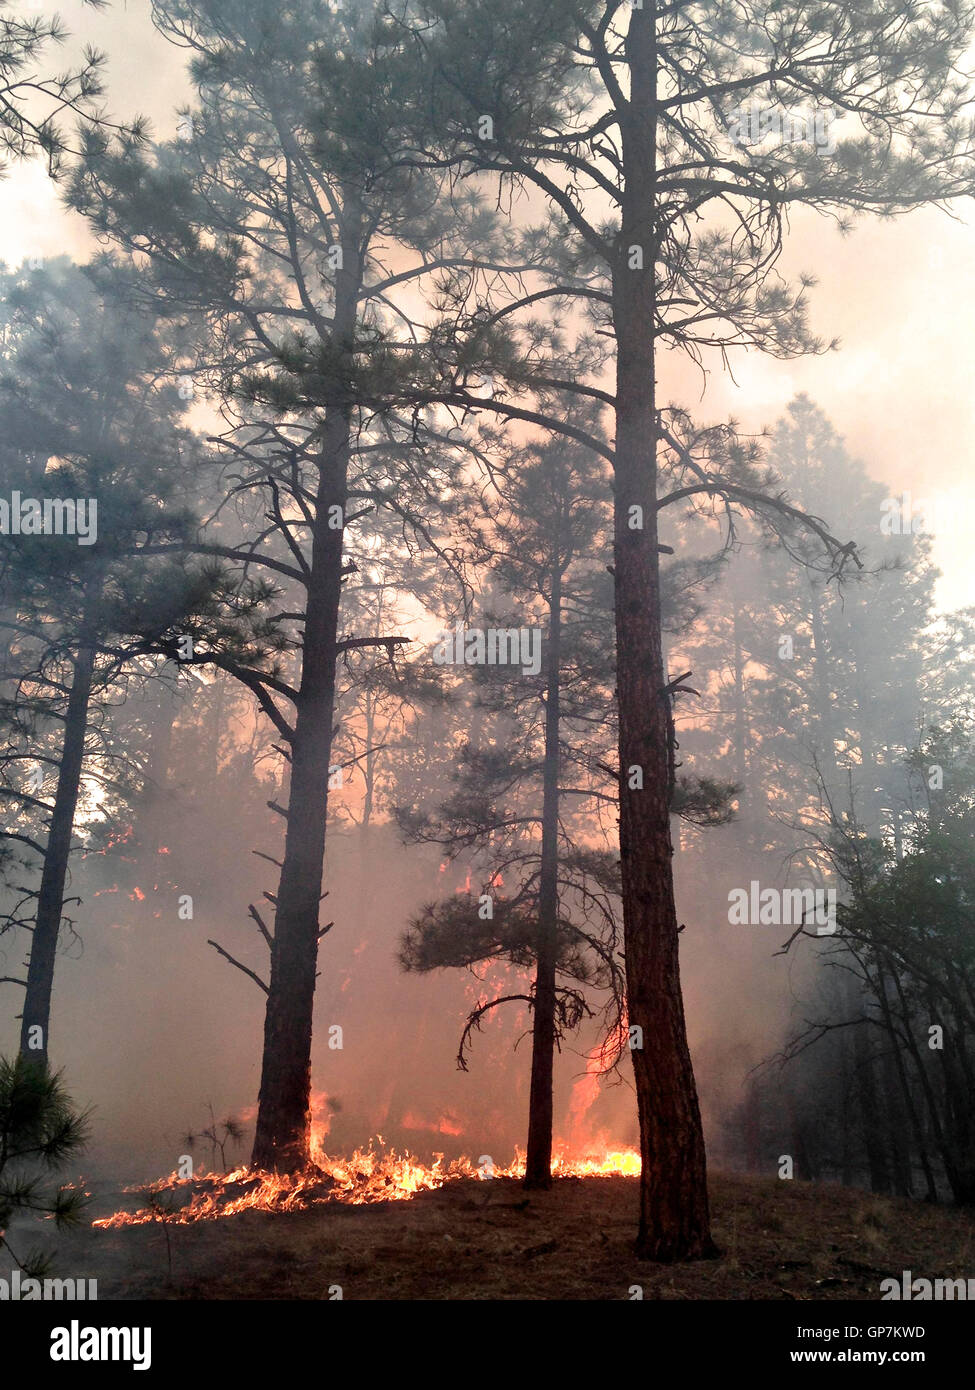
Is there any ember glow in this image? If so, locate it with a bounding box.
[92,1142,642,1229]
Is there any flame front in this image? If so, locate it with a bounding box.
[92,1142,641,1229]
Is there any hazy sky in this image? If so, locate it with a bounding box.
[4,0,972,613]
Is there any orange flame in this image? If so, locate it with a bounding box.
[92,1141,641,1229]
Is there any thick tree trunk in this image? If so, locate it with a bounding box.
[524,557,563,1189]
[250,213,360,1173]
[613,4,715,1261]
[249,495,345,1172]
[20,635,97,1068]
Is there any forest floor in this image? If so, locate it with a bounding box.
[46,1170,975,1300]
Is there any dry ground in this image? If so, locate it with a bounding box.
[42,1171,975,1300]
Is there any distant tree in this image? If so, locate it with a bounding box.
[0,258,272,1068]
[778,714,975,1205]
[676,396,938,853]
[671,399,944,1195]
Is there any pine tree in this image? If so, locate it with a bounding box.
[398,439,625,1187]
[0,257,269,1068]
[395,0,975,1258]
[68,0,530,1170]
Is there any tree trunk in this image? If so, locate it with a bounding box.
[250,209,360,1173]
[889,974,956,1201]
[851,997,891,1194]
[142,667,180,804]
[839,1030,855,1187]
[785,1086,816,1181]
[19,635,97,1068]
[612,3,715,1260]
[524,551,563,1189]
[882,975,938,1202]
[731,588,749,824]
[873,963,913,1197]
[808,579,840,808]
[742,1076,762,1172]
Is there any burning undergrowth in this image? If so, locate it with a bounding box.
[93,1141,642,1229]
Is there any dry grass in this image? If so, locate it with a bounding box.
[52,1171,975,1300]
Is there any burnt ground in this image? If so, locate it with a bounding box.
[41,1171,975,1300]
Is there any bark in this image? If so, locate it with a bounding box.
[250,208,361,1172]
[19,633,97,1068]
[524,554,563,1189]
[613,4,715,1260]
